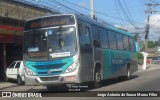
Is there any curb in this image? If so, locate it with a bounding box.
[138,65,160,73]
[0,83,18,90]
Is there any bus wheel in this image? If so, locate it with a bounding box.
[126,66,131,80]
[94,68,101,88]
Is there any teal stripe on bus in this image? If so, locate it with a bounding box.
[25,57,74,76]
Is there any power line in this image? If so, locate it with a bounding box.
[61,0,145,26]
[14,0,56,12]
[49,0,82,14]
[150,0,160,4]
[17,0,76,16]
[116,0,141,29]
[124,0,142,27]
[114,0,125,26]
[64,0,144,12]
[106,10,145,15]
[40,0,69,13]
[149,20,160,27]
[12,0,145,29]
[144,0,160,51]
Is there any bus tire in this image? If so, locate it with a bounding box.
[93,68,101,88]
[126,66,131,80]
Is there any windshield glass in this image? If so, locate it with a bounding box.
[24,30,48,61]
[48,27,77,60]
[24,26,77,61]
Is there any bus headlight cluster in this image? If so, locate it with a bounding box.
[65,61,79,73]
[25,67,35,76]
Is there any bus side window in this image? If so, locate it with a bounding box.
[91,25,100,48]
[116,33,124,50]
[99,27,109,48]
[123,35,129,51]
[129,37,134,52]
[108,30,117,50]
[78,24,91,50]
[83,26,91,49]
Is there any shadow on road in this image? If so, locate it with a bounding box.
[101,75,139,87]
[24,75,139,97]
[6,79,17,84]
[28,75,139,93]
[6,79,25,85]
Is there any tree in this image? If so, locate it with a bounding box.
[148,41,155,48]
[154,41,159,48]
[134,34,138,41]
[137,52,143,65]
[139,41,145,51]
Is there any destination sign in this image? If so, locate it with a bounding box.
[24,15,75,31]
[28,52,47,58]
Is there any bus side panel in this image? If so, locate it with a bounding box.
[102,49,112,80]
[102,50,138,79]
[79,50,94,82]
[110,50,128,78]
[102,52,137,78]
[130,52,138,74]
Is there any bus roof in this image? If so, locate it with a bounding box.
[25,13,134,37]
[74,14,134,37]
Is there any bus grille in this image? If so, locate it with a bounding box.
[33,63,66,75]
[37,71,62,75]
[40,76,59,81]
[33,63,66,70]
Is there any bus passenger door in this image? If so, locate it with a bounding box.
[78,23,94,82]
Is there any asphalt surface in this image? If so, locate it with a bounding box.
[1,66,160,100]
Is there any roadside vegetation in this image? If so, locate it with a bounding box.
[137,52,143,65]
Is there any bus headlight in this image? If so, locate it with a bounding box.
[25,67,35,76]
[65,61,79,73]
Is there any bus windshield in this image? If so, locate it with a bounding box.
[24,26,77,61]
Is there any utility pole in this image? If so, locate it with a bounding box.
[145,0,159,52]
[90,0,96,19]
[142,0,159,70]
[159,36,160,45]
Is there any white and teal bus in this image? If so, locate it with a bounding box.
[24,14,138,89]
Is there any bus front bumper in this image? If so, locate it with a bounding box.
[24,69,81,86]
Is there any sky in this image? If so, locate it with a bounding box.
[26,0,160,41]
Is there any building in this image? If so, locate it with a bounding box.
[0,0,58,81]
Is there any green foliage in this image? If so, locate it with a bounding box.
[137,52,143,65]
[154,41,159,47]
[139,41,144,51]
[147,41,160,49]
[148,41,155,48]
[138,59,143,65]
[134,34,138,41]
[137,52,143,59]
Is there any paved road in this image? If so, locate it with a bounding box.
[1,67,160,100]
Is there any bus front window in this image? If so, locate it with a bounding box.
[25,30,48,61]
[24,27,77,61]
[48,27,77,60]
